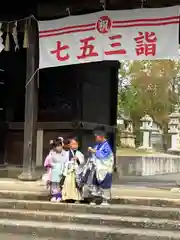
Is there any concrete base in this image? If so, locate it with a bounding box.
[168,148,180,155]
[18,171,41,181]
[171,188,180,193]
[137,146,153,152]
[0,166,44,179]
[120,132,136,148]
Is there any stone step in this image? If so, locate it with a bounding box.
[1,198,180,220]
[0,190,47,201]
[1,208,180,231]
[3,198,180,219]
[1,190,180,207]
[0,218,179,239]
[0,233,66,240]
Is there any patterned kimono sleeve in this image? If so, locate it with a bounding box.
[95,141,112,160]
[62,151,70,176]
[77,151,85,165]
[44,154,52,168]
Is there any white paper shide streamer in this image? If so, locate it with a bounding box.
[0,23,4,53]
[12,21,19,51]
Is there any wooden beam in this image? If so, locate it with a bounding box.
[8,121,116,131]
[18,18,39,181]
[37,122,73,130]
[37,0,102,20]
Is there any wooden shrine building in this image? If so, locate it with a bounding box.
[0,0,179,179]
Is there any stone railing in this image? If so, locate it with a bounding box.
[116,155,180,176]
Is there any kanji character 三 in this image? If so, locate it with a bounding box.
[104,35,126,55]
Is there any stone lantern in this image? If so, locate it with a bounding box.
[138,114,153,151]
[118,110,136,148]
[168,105,180,153]
[120,119,136,148]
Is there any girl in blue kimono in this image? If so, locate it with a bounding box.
[87,127,114,205]
[44,138,67,202]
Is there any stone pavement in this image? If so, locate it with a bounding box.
[0,233,48,240]
[1,178,180,200]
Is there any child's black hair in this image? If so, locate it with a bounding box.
[93,125,106,136]
[62,138,70,151]
[49,138,63,149]
[69,137,78,143]
[63,138,70,145]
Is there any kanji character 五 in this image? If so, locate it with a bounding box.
[77,36,98,60]
[134,32,157,56]
[104,35,126,55]
[50,41,70,61]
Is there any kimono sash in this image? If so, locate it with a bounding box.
[62,149,84,200]
[62,170,82,201]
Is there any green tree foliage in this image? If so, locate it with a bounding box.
[118,60,180,129]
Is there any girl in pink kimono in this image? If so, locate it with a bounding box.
[43,137,64,189]
[43,140,53,189]
[44,138,67,202]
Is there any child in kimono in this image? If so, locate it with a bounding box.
[43,140,54,189]
[62,138,84,202]
[63,138,70,151]
[44,138,67,202]
[88,126,114,205]
[58,136,64,144]
[43,137,64,189]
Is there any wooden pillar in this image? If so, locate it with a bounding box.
[76,77,83,150]
[18,18,39,180]
[36,129,44,167]
[110,61,120,171]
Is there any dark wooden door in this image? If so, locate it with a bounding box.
[5,131,23,166]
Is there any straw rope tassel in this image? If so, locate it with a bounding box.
[4,24,10,51]
[23,20,28,48]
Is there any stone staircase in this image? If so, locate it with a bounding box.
[0,194,180,239]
